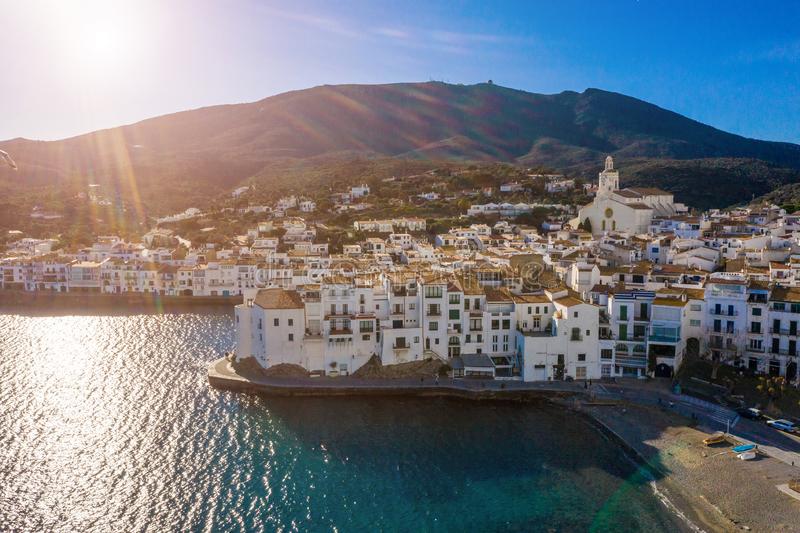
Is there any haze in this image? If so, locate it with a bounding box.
[2,0,799,143]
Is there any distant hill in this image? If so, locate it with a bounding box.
[2,81,800,213]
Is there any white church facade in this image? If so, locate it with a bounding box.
[572,157,686,236]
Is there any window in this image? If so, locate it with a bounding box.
[690,304,701,311]
[601,349,613,360]
[464,298,470,310]
[449,309,460,320]
[571,327,581,341]
[424,286,443,298]
[533,316,541,329]
[288,318,293,326]
[429,321,439,331]
[362,334,370,341]
[360,321,374,333]
[273,318,279,327]
[689,319,701,327]
[586,329,590,336]
[428,304,441,316]
[491,319,500,330]
[752,307,762,316]
[449,294,460,304]
[575,366,587,380]
[578,353,586,362]
[258,319,262,330]
[775,302,786,311]
[288,333,294,341]
[573,311,578,318]
[751,322,761,334]
[502,319,510,329]
[619,306,628,320]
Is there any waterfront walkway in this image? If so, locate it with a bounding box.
[208,357,603,398]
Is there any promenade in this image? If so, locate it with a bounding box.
[207,357,597,399]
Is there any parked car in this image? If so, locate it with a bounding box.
[766,419,797,433]
[736,407,763,420]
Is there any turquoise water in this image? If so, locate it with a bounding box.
[0,312,686,532]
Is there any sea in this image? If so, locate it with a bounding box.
[0,310,688,532]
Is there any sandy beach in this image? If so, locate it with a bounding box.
[582,402,800,532]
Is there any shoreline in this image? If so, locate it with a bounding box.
[0,289,237,314]
[209,357,800,532]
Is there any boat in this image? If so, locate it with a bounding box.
[703,433,726,446]
[737,451,757,461]
[732,444,757,453]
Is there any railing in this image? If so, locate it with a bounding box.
[393,343,409,350]
[745,346,765,353]
[769,348,797,356]
[770,328,798,336]
[329,328,352,335]
[426,310,441,316]
[649,334,680,343]
[614,354,647,368]
[710,309,738,316]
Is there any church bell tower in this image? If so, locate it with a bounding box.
[597,156,619,198]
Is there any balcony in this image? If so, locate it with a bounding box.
[614,354,647,368]
[426,310,442,317]
[770,328,798,336]
[710,309,738,317]
[392,342,409,350]
[329,328,352,336]
[769,348,797,357]
[745,346,765,353]
[649,333,680,343]
[517,325,555,338]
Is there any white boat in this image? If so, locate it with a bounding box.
[737,451,757,461]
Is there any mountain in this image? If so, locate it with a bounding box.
[2,81,800,214]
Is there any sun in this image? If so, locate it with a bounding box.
[47,0,147,78]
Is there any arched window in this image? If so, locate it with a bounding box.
[615,343,628,353]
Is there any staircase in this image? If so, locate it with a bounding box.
[423,349,448,363]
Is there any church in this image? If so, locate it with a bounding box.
[572,157,686,235]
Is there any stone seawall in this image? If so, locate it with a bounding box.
[0,289,238,312]
[207,357,581,402]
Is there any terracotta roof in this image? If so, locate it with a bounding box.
[652,297,686,307]
[770,286,800,303]
[554,296,585,308]
[511,293,551,303]
[253,288,305,309]
[627,187,672,196]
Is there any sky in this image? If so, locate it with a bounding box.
[2,0,800,143]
